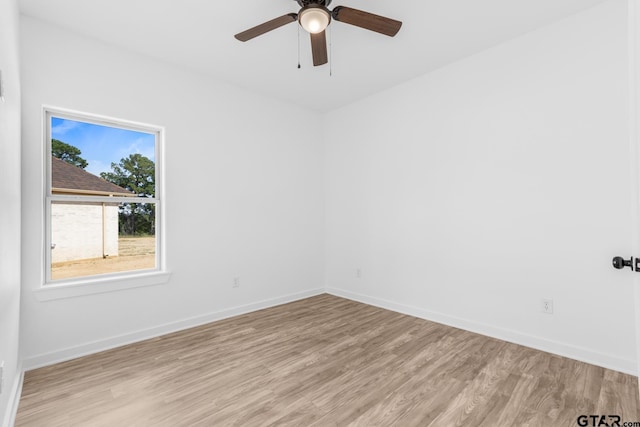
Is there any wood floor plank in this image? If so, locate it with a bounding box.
[15,294,640,426]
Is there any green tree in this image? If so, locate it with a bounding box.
[101,153,156,236]
[51,139,88,169]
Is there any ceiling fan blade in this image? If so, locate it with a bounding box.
[310,30,328,66]
[332,6,402,37]
[234,13,298,42]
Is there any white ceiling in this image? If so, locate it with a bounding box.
[19,0,609,112]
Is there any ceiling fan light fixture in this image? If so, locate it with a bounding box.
[299,5,331,34]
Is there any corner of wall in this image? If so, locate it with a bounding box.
[2,364,24,427]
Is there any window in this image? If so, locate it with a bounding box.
[44,107,164,287]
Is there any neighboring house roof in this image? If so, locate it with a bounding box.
[51,156,134,197]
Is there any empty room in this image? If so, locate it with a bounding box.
[2,0,640,425]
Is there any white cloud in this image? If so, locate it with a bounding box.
[51,119,80,137]
[86,159,111,177]
[118,136,156,161]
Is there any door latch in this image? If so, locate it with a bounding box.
[612,256,635,271]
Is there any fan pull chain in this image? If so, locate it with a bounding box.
[329,24,333,76]
[297,24,301,69]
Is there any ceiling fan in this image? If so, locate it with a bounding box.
[234,0,402,66]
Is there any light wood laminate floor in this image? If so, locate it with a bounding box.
[16,294,640,426]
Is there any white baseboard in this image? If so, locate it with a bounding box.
[2,364,24,427]
[23,288,324,371]
[21,286,638,376]
[326,287,638,376]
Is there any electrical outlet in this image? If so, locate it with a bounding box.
[233,277,240,288]
[541,298,554,314]
[356,268,362,278]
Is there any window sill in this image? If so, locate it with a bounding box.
[35,270,172,301]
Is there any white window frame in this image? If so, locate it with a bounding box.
[38,106,170,300]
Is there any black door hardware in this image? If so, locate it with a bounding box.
[613,256,634,271]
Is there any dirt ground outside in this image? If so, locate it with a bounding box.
[51,236,156,280]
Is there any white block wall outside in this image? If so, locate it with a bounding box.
[51,202,119,263]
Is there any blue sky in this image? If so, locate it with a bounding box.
[51,117,155,177]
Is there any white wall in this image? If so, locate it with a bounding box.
[17,0,637,385]
[0,0,22,424]
[20,16,324,367]
[51,203,119,263]
[325,0,637,373]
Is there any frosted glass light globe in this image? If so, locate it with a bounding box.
[299,6,330,34]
